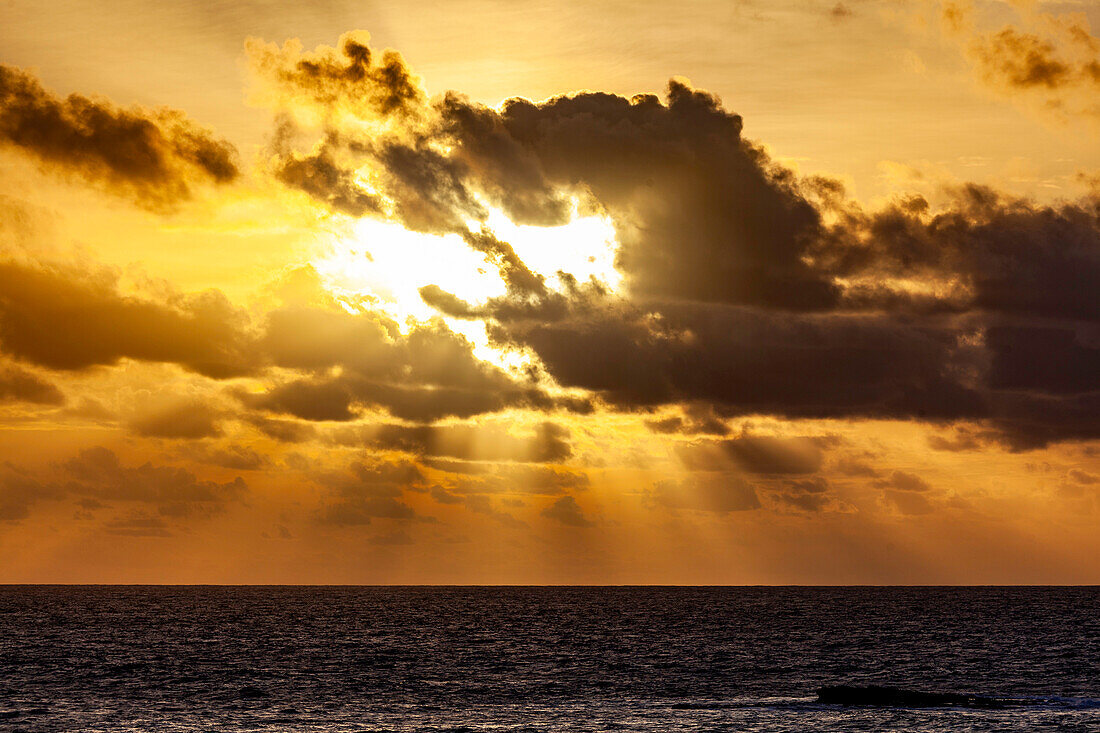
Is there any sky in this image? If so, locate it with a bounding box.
[1,0,1099,584]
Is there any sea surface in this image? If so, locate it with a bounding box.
[0,586,1098,732]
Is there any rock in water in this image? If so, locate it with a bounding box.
[817,685,1008,709]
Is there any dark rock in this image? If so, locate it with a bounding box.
[817,685,1009,709]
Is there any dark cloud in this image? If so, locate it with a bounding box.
[129,400,223,439]
[272,129,384,217]
[1069,469,1099,485]
[0,363,64,405]
[427,463,589,497]
[461,494,525,527]
[248,31,426,120]
[315,457,424,526]
[318,497,416,525]
[540,495,594,527]
[0,65,238,210]
[830,3,853,21]
[490,298,987,420]
[245,33,1100,447]
[261,49,835,307]
[485,187,1100,445]
[0,261,254,378]
[248,415,318,443]
[651,475,761,514]
[927,426,996,452]
[183,443,269,471]
[677,434,826,474]
[974,28,1073,89]
[5,31,1093,453]
[884,490,934,516]
[878,470,933,493]
[834,456,880,478]
[821,186,1100,322]
[644,404,729,435]
[775,476,834,513]
[331,421,572,464]
[482,82,838,310]
[430,485,465,504]
[944,3,1100,119]
[252,308,581,422]
[0,464,62,521]
[60,446,247,517]
[0,448,247,524]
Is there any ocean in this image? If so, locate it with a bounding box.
[0,586,1097,731]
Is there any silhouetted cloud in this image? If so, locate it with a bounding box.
[0,65,238,210]
[0,465,61,521]
[248,31,425,120]
[0,261,254,378]
[60,446,247,517]
[239,32,1100,447]
[540,495,593,526]
[677,434,827,474]
[943,2,1100,119]
[315,457,424,525]
[1069,469,1099,485]
[331,421,573,463]
[0,363,64,405]
[129,399,223,439]
[651,475,761,513]
[251,306,582,422]
[775,476,833,513]
[830,3,853,21]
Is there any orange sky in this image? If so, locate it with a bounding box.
[1,0,1099,583]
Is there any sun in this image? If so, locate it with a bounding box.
[311,200,620,367]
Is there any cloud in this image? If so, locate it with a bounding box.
[252,306,581,422]
[678,434,826,474]
[332,421,573,464]
[318,497,417,525]
[1,447,249,524]
[1069,469,1099,485]
[775,476,834,513]
[181,443,269,471]
[884,489,934,516]
[942,2,1100,120]
[0,260,254,378]
[247,31,426,121]
[877,470,936,515]
[315,457,425,525]
[0,363,64,405]
[879,470,933,493]
[540,495,594,527]
[241,33,1100,447]
[928,426,996,452]
[830,3,853,22]
[3,30,1097,456]
[461,82,838,310]
[129,399,223,439]
[644,404,729,435]
[651,475,761,514]
[834,456,880,478]
[0,65,238,210]
[0,464,62,521]
[59,446,247,517]
[459,493,525,527]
